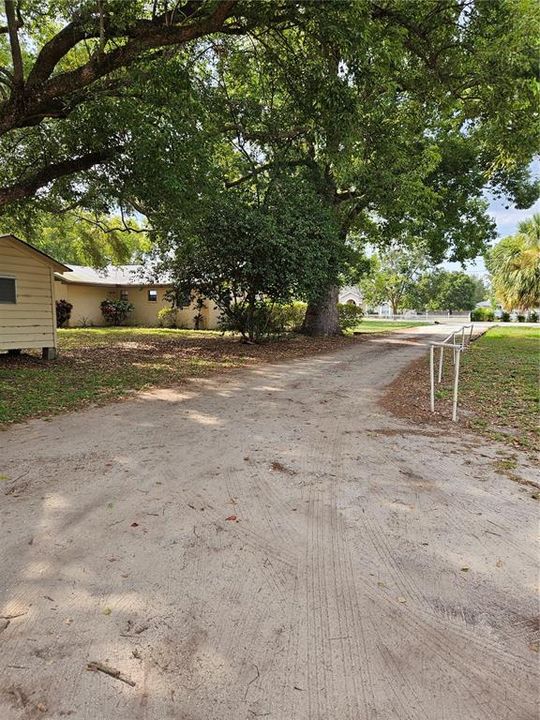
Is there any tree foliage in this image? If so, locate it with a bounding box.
[0,0,538,335]
[156,175,340,341]
[2,211,149,267]
[182,0,539,333]
[360,243,430,314]
[405,270,483,311]
[486,214,540,309]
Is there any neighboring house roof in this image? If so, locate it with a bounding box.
[338,285,363,304]
[0,234,71,274]
[55,264,170,286]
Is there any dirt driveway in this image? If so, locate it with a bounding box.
[0,326,538,719]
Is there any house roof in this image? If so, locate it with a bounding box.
[338,285,363,301]
[0,234,71,273]
[55,264,170,286]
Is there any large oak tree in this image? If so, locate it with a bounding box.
[0,1,538,336]
[190,0,539,333]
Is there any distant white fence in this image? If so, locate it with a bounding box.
[364,311,471,324]
[429,324,474,422]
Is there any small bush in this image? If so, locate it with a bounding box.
[338,303,364,331]
[55,299,73,328]
[270,301,307,333]
[218,300,292,341]
[158,307,178,328]
[193,296,207,330]
[528,311,538,323]
[517,314,526,323]
[471,307,495,321]
[500,311,510,322]
[100,299,134,326]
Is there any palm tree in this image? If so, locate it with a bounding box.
[486,214,540,310]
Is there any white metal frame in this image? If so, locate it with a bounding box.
[429,324,474,422]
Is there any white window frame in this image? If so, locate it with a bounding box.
[147,289,158,302]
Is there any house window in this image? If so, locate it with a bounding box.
[177,290,192,308]
[0,277,16,303]
[120,289,129,301]
[148,289,158,302]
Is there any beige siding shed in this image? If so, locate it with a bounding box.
[0,235,70,358]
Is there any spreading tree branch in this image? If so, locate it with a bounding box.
[0,0,238,135]
[0,148,117,208]
[4,1,24,88]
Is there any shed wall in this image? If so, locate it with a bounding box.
[0,243,56,351]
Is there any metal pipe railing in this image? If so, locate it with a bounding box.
[429,324,474,422]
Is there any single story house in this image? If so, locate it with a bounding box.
[3,236,367,347]
[54,264,222,329]
[0,234,71,358]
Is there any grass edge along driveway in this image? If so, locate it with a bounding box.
[454,324,539,450]
[0,322,425,426]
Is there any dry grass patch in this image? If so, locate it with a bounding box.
[0,327,360,425]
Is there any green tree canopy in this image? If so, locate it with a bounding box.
[486,214,540,310]
[180,0,539,333]
[360,243,430,314]
[2,211,149,267]
[155,174,341,341]
[405,270,482,312]
[0,1,538,335]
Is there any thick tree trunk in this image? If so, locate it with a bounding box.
[302,285,342,336]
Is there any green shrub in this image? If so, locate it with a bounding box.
[100,299,134,326]
[217,300,307,341]
[158,307,178,328]
[500,311,510,322]
[471,307,495,321]
[517,314,526,322]
[528,310,538,323]
[270,301,307,333]
[55,299,73,328]
[338,303,364,331]
[217,300,279,341]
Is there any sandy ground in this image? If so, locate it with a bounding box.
[0,325,538,720]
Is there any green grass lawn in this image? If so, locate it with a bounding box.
[0,327,357,426]
[352,319,431,333]
[56,326,222,350]
[451,325,539,449]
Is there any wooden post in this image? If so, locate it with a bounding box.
[42,347,57,360]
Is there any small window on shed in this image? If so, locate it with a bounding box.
[120,289,129,301]
[0,277,16,304]
[148,289,158,302]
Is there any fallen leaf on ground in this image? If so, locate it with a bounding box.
[225,515,237,522]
